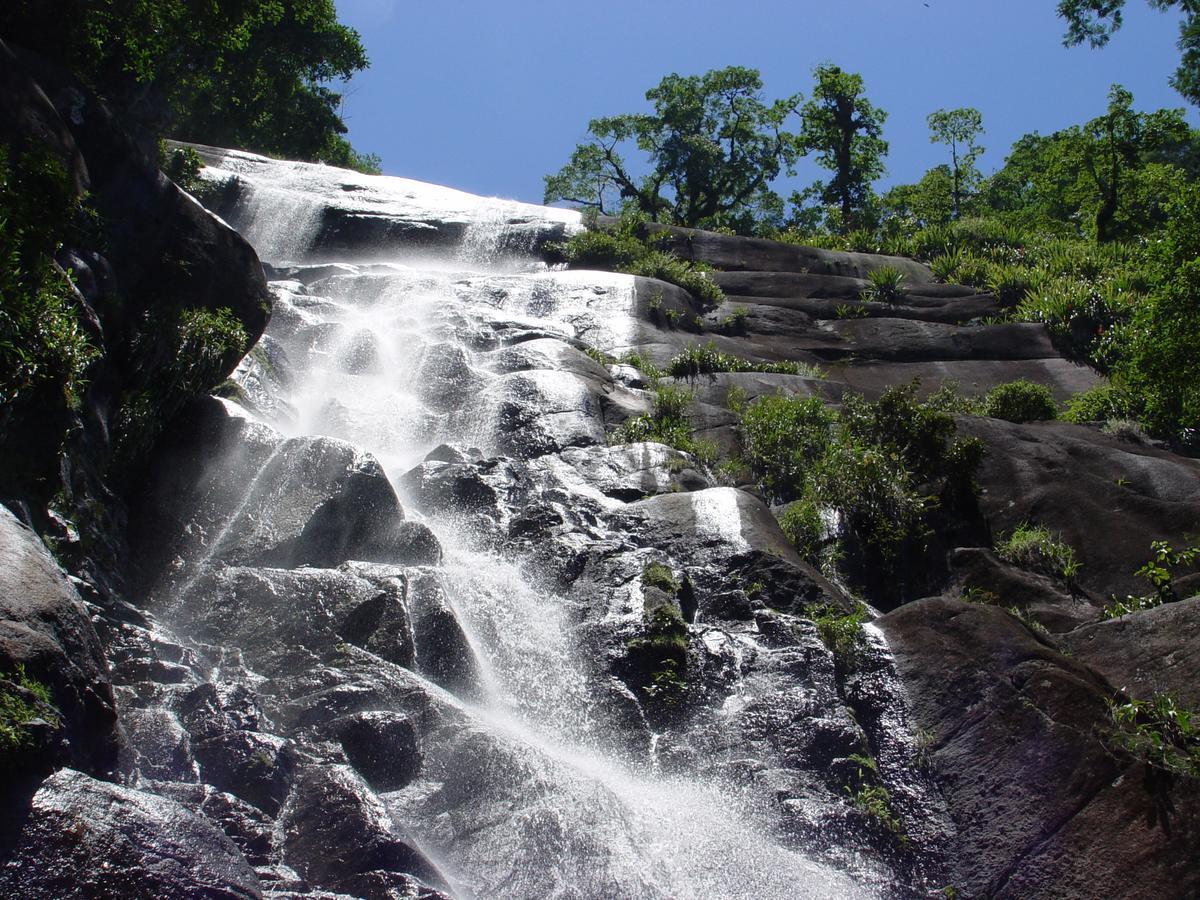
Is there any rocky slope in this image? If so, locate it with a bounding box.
[1,129,1198,900]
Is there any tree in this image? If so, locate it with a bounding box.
[1116,182,1200,440]
[3,0,373,169]
[544,66,802,235]
[879,165,955,230]
[927,108,985,218]
[797,64,888,233]
[1058,0,1200,105]
[979,87,1189,240]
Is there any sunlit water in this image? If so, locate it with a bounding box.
[202,158,879,899]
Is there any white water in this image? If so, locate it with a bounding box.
[209,156,877,899]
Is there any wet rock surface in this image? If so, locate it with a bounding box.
[4,144,1199,898]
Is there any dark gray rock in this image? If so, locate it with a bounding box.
[280,765,440,890]
[0,768,262,899]
[179,682,294,815]
[405,572,483,699]
[1064,596,1200,707]
[132,398,437,584]
[181,566,417,677]
[332,711,423,792]
[0,505,118,778]
[961,416,1200,599]
[880,597,1200,899]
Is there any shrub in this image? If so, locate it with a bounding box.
[0,147,98,410]
[739,382,984,574]
[666,341,822,380]
[812,604,869,671]
[995,522,1080,581]
[159,143,204,193]
[0,664,59,759]
[982,380,1058,423]
[551,213,725,307]
[1104,540,1200,619]
[860,266,906,303]
[612,384,715,464]
[1105,693,1200,780]
[779,499,824,562]
[1061,382,1138,424]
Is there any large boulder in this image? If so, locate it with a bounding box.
[880,598,1200,899]
[0,505,118,778]
[131,398,439,591]
[0,41,270,522]
[960,417,1200,599]
[0,768,262,899]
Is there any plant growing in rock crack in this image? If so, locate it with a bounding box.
[994,522,1081,582]
[626,563,690,704]
[1105,692,1200,782]
[612,384,716,465]
[666,341,823,381]
[0,664,60,762]
[859,266,907,304]
[1103,540,1200,618]
[810,604,869,673]
[717,306,750,334]
[843,751,906,840]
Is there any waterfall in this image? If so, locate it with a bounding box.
[155,153,905,898]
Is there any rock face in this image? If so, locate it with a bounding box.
[3,137,1199,898]
[0,506,118,779]
[0,769,263,899]
[0,40,271,601]
[881,599,1200,900]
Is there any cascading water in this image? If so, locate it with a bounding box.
[161,151,915,898]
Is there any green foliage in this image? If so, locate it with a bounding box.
[995,523,1082,581]
[613,384,716,465]
[628,576,690,704]
[666,341,822,380]
[1113,183,1200,441]
[1106,692,1200,780]
[812,604,869,671]
[795,65,888,233]
[1062,382,1135,425]
[717,306,750,334]
[159,143,204,193]
[982,380,1059,423]
[642,562,681,595]
[843,751,905,838]
[739,383,983,571]
[1059,1,1200,107]
[0,147,98,410]
[1104,540,1200,617]
[551,214,724,306]
[779,499,824,562]
[10,0,374,167]
[544,66,802,234]
[860,266,907,303]
[0,664,59,758]
[114,306,248,465]
[927,107,985,218]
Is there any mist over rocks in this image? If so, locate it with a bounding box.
[0,136,1197,899]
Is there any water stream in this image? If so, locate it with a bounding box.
[192,156,884,898]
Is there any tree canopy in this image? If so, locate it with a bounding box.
[979,85,1189,240]
[795,64,888,233]
[1059,0,1200,105]
[544,66,802,234]
[927,108,985,219]
[3,0,375,170]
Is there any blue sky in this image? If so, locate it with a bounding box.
[334,0,1193,205]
